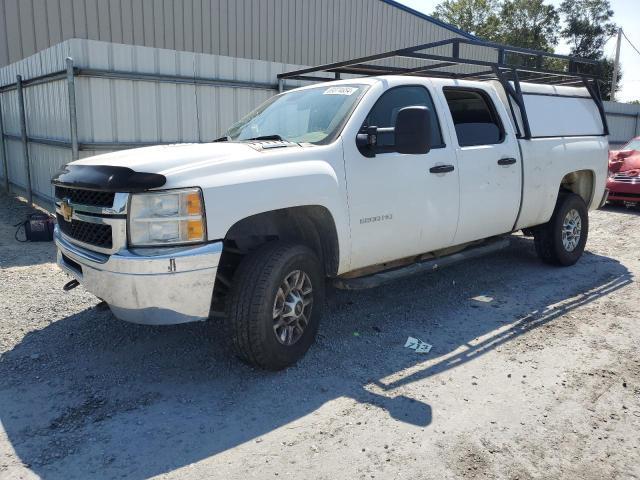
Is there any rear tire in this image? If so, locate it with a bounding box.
[533,192,588,266]
[226,241,325,370]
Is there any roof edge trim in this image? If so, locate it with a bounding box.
[379,0,478,40]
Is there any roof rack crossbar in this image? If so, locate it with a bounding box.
[512,72,564,83]
[448,37,600,66]
[276,38,608,141]
[399,51,495,69]
[328,61,462,78]
[328,63,409,75]
[278,38,604,87]
[281,74,337,82]
[555,79,585,86]
[400,52,600,81]
[400,61,460,75]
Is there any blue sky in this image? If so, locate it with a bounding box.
[397,0,639,102]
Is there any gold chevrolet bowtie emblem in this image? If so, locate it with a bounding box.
[60,198,74,222]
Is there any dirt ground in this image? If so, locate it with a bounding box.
[0,192,639,480]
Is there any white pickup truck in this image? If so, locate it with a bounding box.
[52,70,609,369]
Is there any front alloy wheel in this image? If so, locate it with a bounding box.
[273,270,314,346]
[226,242,324,370]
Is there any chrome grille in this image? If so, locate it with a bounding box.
[612,172,640,184]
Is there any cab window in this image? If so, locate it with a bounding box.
[443,88,504,147]
[361,85,444,153]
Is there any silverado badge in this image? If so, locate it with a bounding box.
[60,198,74,222]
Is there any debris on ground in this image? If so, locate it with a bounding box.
[404,336,433,354]
[471,295,494,303]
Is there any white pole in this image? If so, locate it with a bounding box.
[611,27,622,101]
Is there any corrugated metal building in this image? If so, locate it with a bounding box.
[0,38,315,201]
[0,0,478,68]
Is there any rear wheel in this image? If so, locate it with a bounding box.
[226,241,324,370]
[533,192,588,266]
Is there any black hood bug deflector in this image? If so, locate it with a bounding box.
[52,164,166,192]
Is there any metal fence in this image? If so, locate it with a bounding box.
[604,101,640,147]
[1,38,639,206]
[0,39,315,205]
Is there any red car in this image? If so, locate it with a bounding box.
[607,137,640,204]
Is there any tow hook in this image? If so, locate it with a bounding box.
[63,279,80,291]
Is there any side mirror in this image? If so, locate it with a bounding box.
[356,126,378,158]
[395,106,431,155]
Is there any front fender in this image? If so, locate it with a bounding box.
[201,159,351,273]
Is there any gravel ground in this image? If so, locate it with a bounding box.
[0,192,639,480]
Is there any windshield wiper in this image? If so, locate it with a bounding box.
[244,134,284,141]
[213,135,230,142]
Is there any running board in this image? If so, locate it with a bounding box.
[333,237,510,290]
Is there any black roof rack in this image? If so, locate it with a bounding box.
[278,37,609,139]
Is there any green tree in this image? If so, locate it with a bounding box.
[431,0,619,97]
[432,0,501,39]
[497,0,560,52]
[559,0,619,98]
[560,0,617,58]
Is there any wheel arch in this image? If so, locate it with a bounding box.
[210,205,340,315]
[223,205,340,276]
[559,169,596,207]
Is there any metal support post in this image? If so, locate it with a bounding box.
[66,57,79,160]
[16,75,32,204]
[0,94,9,193]
[611,28,622,101]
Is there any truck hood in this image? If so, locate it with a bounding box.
[70,142,263,175]
[54,141,310,192]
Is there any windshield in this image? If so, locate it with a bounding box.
[225,84,368,144]
[623,138,640,150]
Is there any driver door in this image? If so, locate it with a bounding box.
[344,83,460,270]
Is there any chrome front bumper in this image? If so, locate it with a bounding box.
[55,228,222,325]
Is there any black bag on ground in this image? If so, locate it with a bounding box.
[14,213,55,242]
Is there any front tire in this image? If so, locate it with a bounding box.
[226,241,325,370]
[533,192,589,266]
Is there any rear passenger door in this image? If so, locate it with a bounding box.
[441,87,521,245]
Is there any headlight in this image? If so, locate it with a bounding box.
[128,188,206,246]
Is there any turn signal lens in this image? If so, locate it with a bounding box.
[186,192,202,215]
[187,219,205,241]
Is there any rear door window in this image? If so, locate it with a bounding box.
[443,88,504,147]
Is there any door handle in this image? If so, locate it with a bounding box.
[497,157,517,166]
[429,164,455,174]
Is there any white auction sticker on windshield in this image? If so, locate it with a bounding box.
[323,86,358,96]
